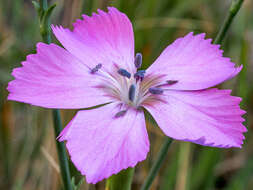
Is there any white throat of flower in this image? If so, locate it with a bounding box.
[90,53,178,116]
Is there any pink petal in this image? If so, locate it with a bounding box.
[144,88,246,148]
[146,32,242,90]
[59,103,149,183]
[52,7,135,73]
[7,43,112,108]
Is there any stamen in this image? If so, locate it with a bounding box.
[115,110,127,118]
[149,87,163,95]
[128,84,136,102]
[90,63,102,74]
[118,68,131,79]
[134,53,142,68]
[134,70,146,81]
[167,80,178,85]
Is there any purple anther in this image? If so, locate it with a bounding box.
[128,84,136,102]
[115,110,127,118]
[149,87,163,95]
[167,80,178,85]
[134,53,142,68]
[118,68,131,79]
[134,70,146,81]
[91,63,102,74]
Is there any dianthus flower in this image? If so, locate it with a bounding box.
[7,7,246,184]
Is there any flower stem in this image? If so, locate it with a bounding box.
[140,138,173,190]
[52,110,73,190]
[106,167,135,190]
[214,0,244,44]
[35,0,73,190]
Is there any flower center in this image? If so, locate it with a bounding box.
[91,53,178,114]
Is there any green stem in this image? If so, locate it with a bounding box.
[35,0,73,190]
[140,138,173,190]
[106,168,135,190]
[52,110,73,190]
[214,0,244,44]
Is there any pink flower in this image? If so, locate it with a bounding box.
[7,7,246,184]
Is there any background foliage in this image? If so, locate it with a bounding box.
[0,0,252,189]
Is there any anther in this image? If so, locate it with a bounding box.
[167,80,178,85]
[128,84,136,102]
[149,87,163,95]
[91,63,102,74]
[134,70,146,81]
[115,110,127,118]
[134,53,142,69]
[118,68,131,79]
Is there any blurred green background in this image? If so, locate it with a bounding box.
[0,0,253,189]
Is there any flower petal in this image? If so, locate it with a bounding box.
[52,7,135,73]
[59,103,149,183]
[144,88,246,148]
[7,43,112,108]
[146,32,242,90]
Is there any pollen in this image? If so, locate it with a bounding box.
[128,84,136,102]
[118,68,131,79]
[149,87,164,95]
[90,63,102,74]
